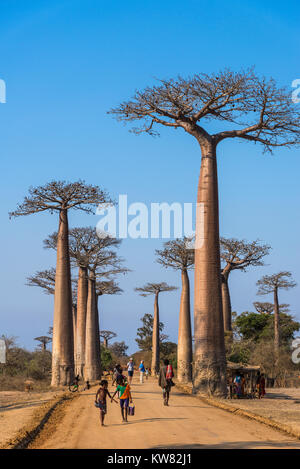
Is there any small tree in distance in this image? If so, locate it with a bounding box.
[257,272,297,356]
[156,237,194,383]
[136,313,167,351]
[253,302,274,315]
[220,238,270,332]
[135,282,177,374]
[34,336,52,351]
[109,341,128,358]
[100,330,117,348]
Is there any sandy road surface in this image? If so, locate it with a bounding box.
[32,377,300,449]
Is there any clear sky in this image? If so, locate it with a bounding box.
[1,0,300,353]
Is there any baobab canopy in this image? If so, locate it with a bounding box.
[109,69,300,151]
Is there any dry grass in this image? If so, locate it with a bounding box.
[0,375,50,392]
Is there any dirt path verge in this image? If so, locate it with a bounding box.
[1,392,77,449]
[176,383,300,441]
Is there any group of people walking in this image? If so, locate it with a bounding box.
[95,358,175,426]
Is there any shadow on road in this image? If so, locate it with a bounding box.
[109,417,187,427]
[151,440,300,449]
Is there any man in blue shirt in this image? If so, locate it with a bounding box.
[139,360,146,383]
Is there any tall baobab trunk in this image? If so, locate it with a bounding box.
[221,272,232,332]
[84,271,101,381]
[273,288,280,355]
[177,269,192,382]
[72,303,77,366]
[51,209,74,386]
[95,293,102,376]
[193,142,227,397]
[75,266,88,378]
[151,292,160,375]
[103,337,108,348]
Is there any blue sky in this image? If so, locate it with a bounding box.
[0,0,300,353]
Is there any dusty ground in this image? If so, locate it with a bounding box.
[223,387,300,433]
[0,390,59,447]
[30,377,300,449]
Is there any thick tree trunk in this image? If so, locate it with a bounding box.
[274,288,280,355]
[75,266,88,378]
[177,269,193,382]
[221,272,232,332]
[103,337,108,348]
[84,272,101,381]
[151,292,160,375]
[51,209,74,386]
[193,142,227,397]
[72,303,77,366]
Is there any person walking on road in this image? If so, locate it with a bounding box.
[139,360,146,383]
[159,359,174,406]
[111,376,133,423]
[95,380,113,427]
[127,357,135,385]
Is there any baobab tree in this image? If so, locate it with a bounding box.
[220,238,270,332]
[100,330,117,348]
[156,237,194,383]
[257,272,296,355]
[84,252,126,381]
[135,282,177,374]
[34,336,52,351]
[253,302,274,315]
[10,180,111,386]
[110,69,300,395]
[44,227,123,380]
[27,268,56,294]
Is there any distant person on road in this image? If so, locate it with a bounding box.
[95,380,113,427]
[111,376,133,423]
[158,359,174,406]
[139,360,146,383]
[127,357,135,384]
[145,367,149,380]
[112,364,124,386]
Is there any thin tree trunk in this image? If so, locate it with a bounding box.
[75,266,88,378]
[95,293,102,376]
[221,272,232,332]
[51,209,74,386]
[72,303,77,367]
[274,288,280,355]
[177,269,192,382]
[193,142,227,397]
[151,292,160,375]
[84,271,101,381]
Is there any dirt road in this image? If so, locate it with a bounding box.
[32,377,300,449]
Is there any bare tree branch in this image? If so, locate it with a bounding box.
[9,180,112,218]
[155,237,195,271]
[109,69,300,152]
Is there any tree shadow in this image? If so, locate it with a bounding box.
[0,399,50,412]
[109,417,187,427]
[151,440,300,449]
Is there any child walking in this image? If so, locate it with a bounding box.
[111,376,133,423]
[95,380,113,426]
